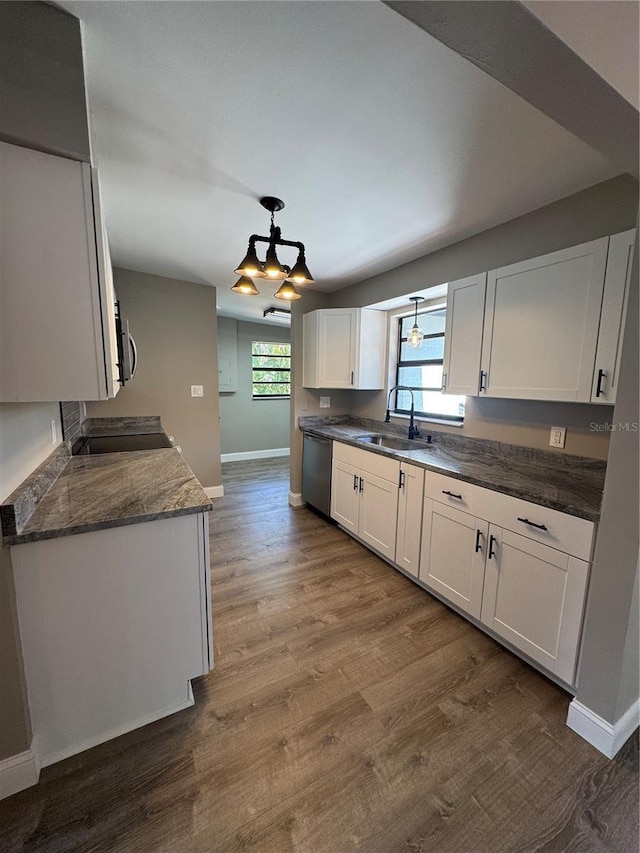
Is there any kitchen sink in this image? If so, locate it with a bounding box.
[356,434,431,452]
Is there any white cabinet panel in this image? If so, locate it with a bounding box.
[0,142,118,402]
[11,513,212,767]
[330,442,399,559]
[359,471,398,560]
[591,228,636,405]
[481,238,608,401]
[420,500,487,619]
[480,528,590,684]
[442,273,487,396]
[330,457,360,534]
[303,308,385,389]
[395,463,424,577]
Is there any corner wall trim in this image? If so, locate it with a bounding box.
[0,749,40,801]
[567,697,640,759]
[221,448,290,463]
[288,492,305,508]
[204,485,224,499]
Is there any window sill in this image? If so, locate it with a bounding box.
[390,413,464,428]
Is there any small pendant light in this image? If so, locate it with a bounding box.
[274,280,301,301]
[408,296,424,348]
[231,275,260,295]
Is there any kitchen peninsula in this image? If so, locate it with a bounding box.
[1,417,213,770]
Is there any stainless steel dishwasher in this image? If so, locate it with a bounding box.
[301,433,332,516]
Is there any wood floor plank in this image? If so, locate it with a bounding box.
[0,456,636,853]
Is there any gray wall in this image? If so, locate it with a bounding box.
[88,269,222,489]
[0,2,91,161]
[218,318,291,456]
[327,175,638,458]
[574,230,639,724]
[0,402,61,761]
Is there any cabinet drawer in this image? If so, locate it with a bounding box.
[332,441,399,483]
[425,471,595,561]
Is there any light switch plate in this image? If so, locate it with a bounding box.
[319,396,330,408]
[191,385,204,397]
[550,426,566,448]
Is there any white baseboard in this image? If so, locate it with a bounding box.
[288,491,305,507]
[221,448,290,463]
[204,485,224,498]
[39,685,195,768]
[567,697,640,759]
[0,748,40,800]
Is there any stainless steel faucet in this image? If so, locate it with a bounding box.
[384,385,420,439]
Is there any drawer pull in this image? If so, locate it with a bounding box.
[596,368,606,398]
[475,529,482,553]
[479,370,487,392]
[442,490,463,500]
[353,474,358,491]
[359,477,364,493]
[488,535,497,560]
[517,517,548,531]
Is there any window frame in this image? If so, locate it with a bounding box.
[251,341,291,400]
[393,307,464,424]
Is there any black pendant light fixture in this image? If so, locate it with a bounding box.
[408,296,425,348]
[232,196,314,299]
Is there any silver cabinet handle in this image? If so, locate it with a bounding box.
[442,372,447,391]
[480,370,487,392]
[353,474,358,491]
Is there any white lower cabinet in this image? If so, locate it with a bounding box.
[420,500,487,619]
[11,513,213,767]
[480,528,590,684]
[395,463,425,577]
[331,442,399,560]
[330,442,595,687]
[419,472,595,686]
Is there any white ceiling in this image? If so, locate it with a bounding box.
[62,1,620,325]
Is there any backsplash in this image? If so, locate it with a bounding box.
[59,402,84,445]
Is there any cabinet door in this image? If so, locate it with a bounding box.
[318,309,356,388]
[419,500,487,619]
[395,463,424,577]
[354,309,386,389]
[359,472,399,560]
[481,238,608,401]
[480,527,590,685]
[330,458,360,534]
[442,273,487,396]
[591,229,636,404]
[0,142,112,402]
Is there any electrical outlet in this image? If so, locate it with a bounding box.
[191,385,204,397]
[319,396,331,408]
[549,426,566,448]
[50,419,57,444]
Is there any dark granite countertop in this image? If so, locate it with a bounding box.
[1,417,213,546]
[299,416,606,523]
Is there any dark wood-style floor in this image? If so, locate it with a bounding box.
[1,457,637,852]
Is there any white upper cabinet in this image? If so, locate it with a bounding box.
[442,273,487,396]
[591,228,636,405]
[303,308,386,389]
[480,238,609,402]
[0,142,119,402]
